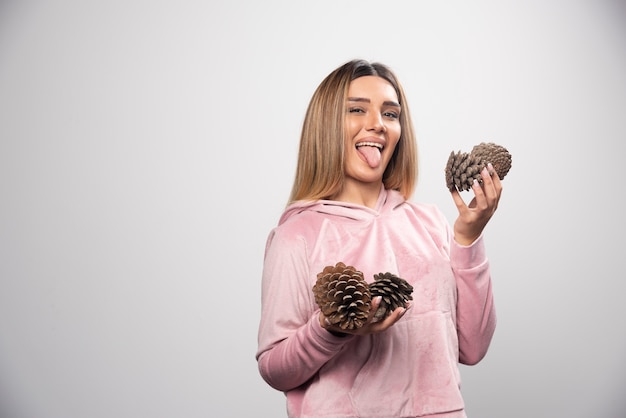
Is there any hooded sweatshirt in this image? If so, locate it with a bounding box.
[256,187,496,418]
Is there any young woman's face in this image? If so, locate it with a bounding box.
[343,75,402,185]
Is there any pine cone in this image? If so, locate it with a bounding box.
[445,142,512,191]
[313,262,372,330]
[369,272,413,321]
[470,142,512,180]
[445,150,484,192]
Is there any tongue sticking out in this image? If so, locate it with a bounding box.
[357,145,382,168]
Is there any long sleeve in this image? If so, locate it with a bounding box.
[255,229,355,392]
[449,235,497,365]
[258,315,355,391]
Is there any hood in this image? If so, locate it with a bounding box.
[278,186,406,226]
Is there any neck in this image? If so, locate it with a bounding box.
[331,180,382,209]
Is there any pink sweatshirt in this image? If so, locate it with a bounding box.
[256,188,496,418]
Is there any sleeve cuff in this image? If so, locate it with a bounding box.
[450,233,487,270]
[311,314,357,344]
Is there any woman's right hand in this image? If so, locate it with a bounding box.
[319,296,410,336]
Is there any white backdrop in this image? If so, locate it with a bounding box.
[1,1,625,417]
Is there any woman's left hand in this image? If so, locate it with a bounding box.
[451,163,503,246]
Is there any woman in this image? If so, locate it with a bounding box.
[256,59,502,418]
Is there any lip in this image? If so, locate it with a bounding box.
[355,137,386,151]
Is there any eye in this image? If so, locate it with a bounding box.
[383,111,399,119]
[348,107,365,114]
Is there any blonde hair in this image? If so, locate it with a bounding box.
[288,59,418,205]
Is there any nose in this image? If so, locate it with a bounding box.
[366,112,386,133]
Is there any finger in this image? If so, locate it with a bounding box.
[488,163,501,182]
[471,178,488,210]
[487,163,503,200]
[450,187,468,213]
[481,166,496,193]
[386,306,408,323]
[360,303,411,334]
[368,296,382,323]
[480,164,502,208]
[363,309,398,333]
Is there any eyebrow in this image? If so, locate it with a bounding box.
[347,97,401,108]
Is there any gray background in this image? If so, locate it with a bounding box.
[1,0,625,417]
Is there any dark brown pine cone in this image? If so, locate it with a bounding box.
[369,272,414,321]
[445,142,512,191]
[312,262,372,330]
